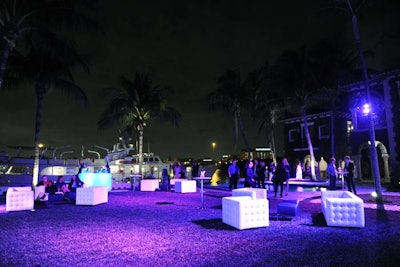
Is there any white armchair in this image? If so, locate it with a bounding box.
[6,187,34,212]
[222,196,269,230]
[321,190,365,228]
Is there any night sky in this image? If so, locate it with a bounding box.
[1,0,399,160]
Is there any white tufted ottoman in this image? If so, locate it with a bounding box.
[6,187,34,212]
[232,188,267,199]
[175,180,197,193]
[76,186,108,206]
[222,196,269,230]
[321,191,365,228]
[140,179,159,191]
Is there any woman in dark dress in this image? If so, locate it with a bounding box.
[273,159,287,198]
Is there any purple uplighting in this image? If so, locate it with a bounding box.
[362,104,370,115]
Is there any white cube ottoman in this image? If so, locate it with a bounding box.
[140,179,159,191]
[232,188,267,199]
[321,190,365,228]
[6,187,34,212]
[175,180,197,193]
[169,178,187,185]
[222,196,269,230]
[76,186,108,206]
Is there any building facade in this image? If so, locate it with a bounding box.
[340,70,400,183]
[281,112,351,179]
[280,70,400,183]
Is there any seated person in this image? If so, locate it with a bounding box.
[55,176,70,200]
[68,174,85,192]
[37,175,55,194]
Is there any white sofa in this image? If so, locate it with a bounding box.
[175,180,197,193]
[232,188,267,199]
[76,186,108,206]
[6,187,34,212]
[140,179,159,191]
[321,190,365,228]
[222,196,269,230]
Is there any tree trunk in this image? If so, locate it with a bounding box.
[301,106,316,180]
[237,111,251,159]
[32,84,45,189]
[330,111,335,157]
[233,115,238,152]
[0,40,13,90]
[268,125,277,164]
[138,124,144,178]
[347,1,383,204]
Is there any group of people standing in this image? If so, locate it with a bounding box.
[227,158,291,197]
[326,155,357,194]
[228,155,357,197]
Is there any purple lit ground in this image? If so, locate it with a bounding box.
[1,189,400,266]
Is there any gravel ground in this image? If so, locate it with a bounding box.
[1,188,400,267]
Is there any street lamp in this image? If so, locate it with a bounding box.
[211,142,216,155]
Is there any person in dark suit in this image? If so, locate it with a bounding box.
[343,155,357,194]
[68,174,85,192]
[228,159,240,190]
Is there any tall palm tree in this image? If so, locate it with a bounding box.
[336,0,383,203]
[0,0,100,90]
[208,69,251,157]
[320,0,383,202]
[7,33,89,188]
[98,72,182,178]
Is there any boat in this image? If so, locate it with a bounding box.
[0,138,170,194]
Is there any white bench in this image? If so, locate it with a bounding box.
[76,186,108,206]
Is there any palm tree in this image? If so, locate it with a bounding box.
[270,48,324,179]
[247,63,286,164]
[0,0,100,90]
[335,0,383,203]
[98,72,182,178]
[319,0,383,203]
[208,69,251,157]
[7,33,89,188]
[305,40,360,157]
